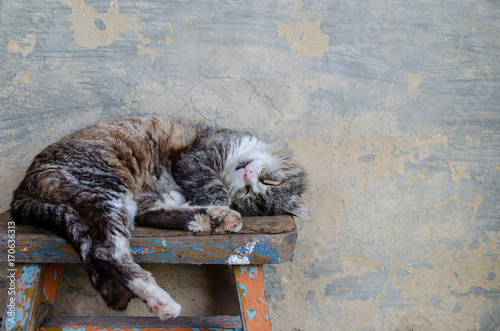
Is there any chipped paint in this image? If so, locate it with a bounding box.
[0,0,499,329]
[8,33,36,57]
[165,22,174,43]
[226,241,259,265]
[449,161,472,186]
[61,0,141,49]
[137,43,159,62]
[227,254,250,265]
[235,265,272,331]
[276,19,330,57]
[408,72,423,93]
[4,264,43,330]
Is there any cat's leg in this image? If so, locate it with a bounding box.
[136,205,242,233]
[89,231,182,319]
[68,195,182,319]
[50,210,138,311]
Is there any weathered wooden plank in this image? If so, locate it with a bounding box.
[37,264,63,326]
[2,264,46,331]
[0,212,295,236]
[41,315,243,331]
[0,212,297,264]
[234,266,272,331]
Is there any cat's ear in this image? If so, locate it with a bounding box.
[287,195,312,221]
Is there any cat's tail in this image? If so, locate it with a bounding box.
[11,190,78,236]
[11,189,139,310]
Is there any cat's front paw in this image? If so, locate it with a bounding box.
[187,206,242,233]
[208,206,242,233]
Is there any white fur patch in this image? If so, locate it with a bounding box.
[187,213,211,232]
[149,191,186,211]
[108,193,138,229]
[112,234,131,261]
[128,278,181,319]
[123,193,138,218]
[222,136,274,195]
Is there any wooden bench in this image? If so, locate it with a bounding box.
[0,211,297,331]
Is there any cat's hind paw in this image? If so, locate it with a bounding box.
[146,290,181,320]
[129,278,181,320]
[150,299,182,320]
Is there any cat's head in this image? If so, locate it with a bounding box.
[226,143,312,221]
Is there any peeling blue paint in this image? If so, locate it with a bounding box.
[238,283,247,297]
[304,258,343,279]
[486,272,496,281]
[130,247,156,255]
[325,271,388,301]
[20,264,41,286]
[247,307,257,320]
[429,297,442,308]
[248,266,258,278]
[452,303,462,314]
[0,0,499,329]
[452,286,500,300]
[358,153,376,164]
[380,282,416,310]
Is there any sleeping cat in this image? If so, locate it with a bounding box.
[11,115,311,319]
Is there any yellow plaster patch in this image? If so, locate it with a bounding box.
[396,238,499,330]
[386,93,400,107]
[137,43,159,62]
[137,33,151,45]
[22,73,31,83]
[408,72,423,93]
[61,0,141,49]
[166,22,174,43]
[276,19,330,57]
[403,171,427,186]
[8,34,36,57]
[449,162,472,186]
[288,119,449,248]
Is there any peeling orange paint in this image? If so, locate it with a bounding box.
[235,265,272,331]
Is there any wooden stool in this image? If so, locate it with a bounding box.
[0,211,297,331]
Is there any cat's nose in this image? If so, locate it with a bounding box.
[244,169,255,182]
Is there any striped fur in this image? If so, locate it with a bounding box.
[11,115,310,319]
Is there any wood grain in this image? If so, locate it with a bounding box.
[0,211,297,265]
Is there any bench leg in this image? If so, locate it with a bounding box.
[233,265,272,331]
[2,263,63,331]
[38,264,64,324]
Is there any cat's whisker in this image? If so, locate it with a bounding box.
[265,204,272,216]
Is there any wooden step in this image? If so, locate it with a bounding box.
[0,211,297,265]
[40,316,243,331]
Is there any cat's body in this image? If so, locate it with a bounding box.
[11,115,310,319]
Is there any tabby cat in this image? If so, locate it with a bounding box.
[11,115,311,319]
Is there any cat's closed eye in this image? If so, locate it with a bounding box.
[259,178,282,186]
[236,161,251,170]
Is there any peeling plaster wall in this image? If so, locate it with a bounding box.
[1,1,499,330]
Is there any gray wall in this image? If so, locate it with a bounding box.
[1,0,499,330]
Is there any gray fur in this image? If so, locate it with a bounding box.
[11,115,310,318]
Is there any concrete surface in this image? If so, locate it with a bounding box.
[0,0,499,330]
